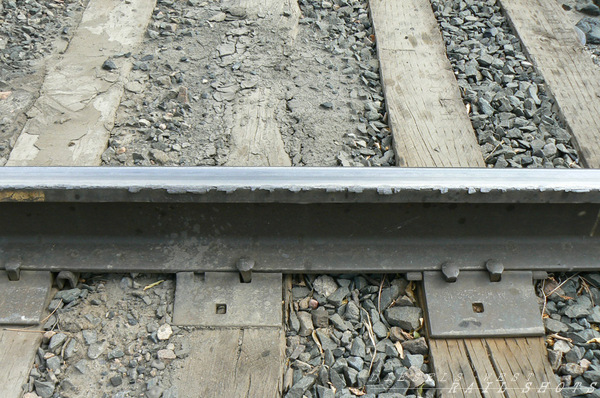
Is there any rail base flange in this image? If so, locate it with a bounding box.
[424,271,544,338]
[172,272,282,327]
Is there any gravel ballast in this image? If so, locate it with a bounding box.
[540,273,600,396]
[102,0,394,167]
[24,275,185,398]
[284,275,434,398]
[431,0,581,169]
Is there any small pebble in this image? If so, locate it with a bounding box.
[102,59,117,71]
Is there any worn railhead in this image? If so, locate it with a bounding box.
[0,167,600,203]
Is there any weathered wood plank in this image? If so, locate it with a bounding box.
[463,339,505,398]
[430,340,455,397]
[222,0,299,167]
[487,338,560,397]
[225,88,292,166]
[486,338,527,398]
[431,338,560,397]
[508,337,557,398]
[430,339,473,398]
[500,0,600,167]
[370,0,485,167]
[0,329,43,398]
[453,339,483,397]
[6,0,156,166]
[175,328,285,398]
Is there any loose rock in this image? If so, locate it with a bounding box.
[385,306,422,331]
[157,324,173,340]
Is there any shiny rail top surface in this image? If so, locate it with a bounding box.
[1,167,600,203]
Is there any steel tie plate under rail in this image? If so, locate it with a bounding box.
[423,271,544,338]
[0,271,51,325]
[172,272,282,327]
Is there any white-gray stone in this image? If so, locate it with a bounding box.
[48,333,68,352]
[297,311,314,337]
[313,276,338,298]
[553,339,571,354]
[87,341,108,359]
[403,365,426,388]
[157,323,173,340]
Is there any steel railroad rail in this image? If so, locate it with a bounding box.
[1,167,600,275]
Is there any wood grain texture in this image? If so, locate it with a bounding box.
[177,1,290,389]
[0,329,42,398]
[487,338,557,398]
[223,0,299,167]
[175,328,285,398]
[500,0,600,168]
[370,0,485,167]
[430,339,479,398]
[225,88,292,166]
[463,339,505,398]
[6,0,156,166]
[431,337,559,397]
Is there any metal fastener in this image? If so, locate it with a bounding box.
[236,257,254,283]
[5,258,21,281]
[485,259,504,282]
[441,261,459,282]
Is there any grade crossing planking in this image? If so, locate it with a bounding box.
[499,0,600,168]
[370,0,486,167]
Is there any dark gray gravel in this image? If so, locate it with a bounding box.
[285,275,434,398]
[540,273,600,396]
[0,0,85,72]
[431,0,581,169]
[577,16,600,66]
